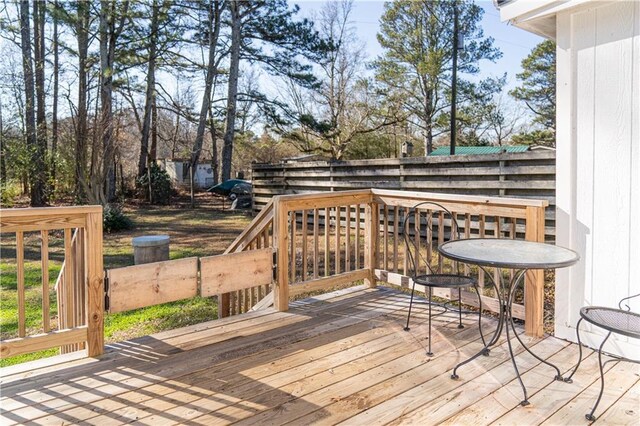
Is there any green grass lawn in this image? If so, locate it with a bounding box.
[0,194,251,367]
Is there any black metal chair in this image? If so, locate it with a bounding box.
[402,202,485,356]
[564,293,640,421]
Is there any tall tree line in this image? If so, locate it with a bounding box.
[0,0,557,208]
[0,0,324,207]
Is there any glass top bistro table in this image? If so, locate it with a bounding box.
[438,238,580,406]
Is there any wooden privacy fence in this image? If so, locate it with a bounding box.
[0,206,104,359]
[252,151,556,240]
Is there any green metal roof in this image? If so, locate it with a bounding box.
[429,146,530,156]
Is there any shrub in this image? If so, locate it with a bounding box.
[103,204,133,233]
[136,163,172,205]
[0,181,21,207]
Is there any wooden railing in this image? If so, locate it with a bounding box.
[55,228,87,353]
[0,189,548,364]
[265,189,548,337]
[0,206,104,359]
[218,199,275,317]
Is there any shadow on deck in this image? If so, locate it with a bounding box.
[0,286,638,425]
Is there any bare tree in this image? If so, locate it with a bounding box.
[33,0,48,203]
[51,0,60,188]
[75,0,89,202]
[189,0,223,208]
[96,0,129,204]
[19,0,44,206]
[137,0,160,179]
[281,0,396,160]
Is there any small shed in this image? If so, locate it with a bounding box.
[160,159,215,189]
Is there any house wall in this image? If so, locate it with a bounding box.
[555,1,640,357]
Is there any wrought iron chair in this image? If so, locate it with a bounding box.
[402,202,485,356]
[564,293,640,421]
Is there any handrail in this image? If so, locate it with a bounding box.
[225,198,274,254]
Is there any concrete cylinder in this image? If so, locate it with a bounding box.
[132,235,170,265]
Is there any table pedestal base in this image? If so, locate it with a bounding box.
[450,268,566,406]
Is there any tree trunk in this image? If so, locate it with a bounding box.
[221,0,241,182]
[208,103,219,185]
[33,0,48,204]
[75,0,89,202]
[138,0,159,179]
[0,98,5,189]
[51,0,60,189]
[189,0,221,208]
[150,91,158,161]
[99,0,128,204]
[19,0,41,206]
[424,89,433,156]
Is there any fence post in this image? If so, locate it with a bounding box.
[273,197,290,311]
[524,205,546,337]
[85,209,104,357]
[364,199,379,288]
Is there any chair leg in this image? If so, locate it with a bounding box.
[427,286,433,356]
[457,287,464,329]
[404,280,417,331]
[586,332,612,421]
[564,318,584,383]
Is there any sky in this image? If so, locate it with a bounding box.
[295,0,545,92]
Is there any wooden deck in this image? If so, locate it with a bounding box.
[1,286,638,425]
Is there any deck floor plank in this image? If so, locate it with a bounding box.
[6,290,409,424]
[541,360,640,425]
[1,286,638,426]
[594,378,640,425]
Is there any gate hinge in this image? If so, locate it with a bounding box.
[104,272,110,312]
[272,251,277,281]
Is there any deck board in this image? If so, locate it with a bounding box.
[0,286,638,425]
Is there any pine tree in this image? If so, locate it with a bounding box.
[510,40,556,131]
[374,0,501,155]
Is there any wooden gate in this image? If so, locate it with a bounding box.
[105,249,273,314]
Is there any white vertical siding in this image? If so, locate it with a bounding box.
[555,1,640,358]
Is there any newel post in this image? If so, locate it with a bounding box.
[273,197,290,311]
[85,209,104,357]
[524,205,546,337]
[364,200,379,288]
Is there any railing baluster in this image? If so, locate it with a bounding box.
[324,207,330,277]
[16,231,26,338]
[414,208,421,274]
[494,216,501,287]
[401,207,408,275]
[41,230,50,333]
[383,205,389,271]
[464,213,471,276]
[345,205,351,272]
[302,210,308,280]
[335,207,341,274]
[393,206,399,273]
[313,209,319,279]
[290,211,296,283]
[451,211,458,273]
[355,204,360,270]
[438,211,444,273]
[479,214,486,288]
[426,210,432,266]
